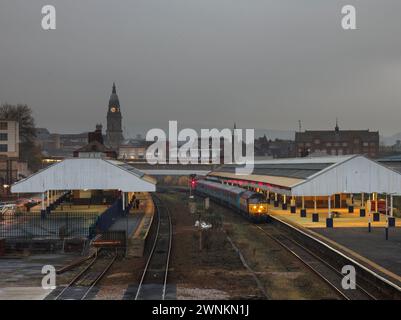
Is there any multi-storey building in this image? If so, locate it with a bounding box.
[295,122,379,158]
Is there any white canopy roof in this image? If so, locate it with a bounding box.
[291,155,401,196]
[210,155,401,196]
[11,158,156,193]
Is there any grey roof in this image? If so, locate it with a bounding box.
[215,162,334,179]
[377,154,401,162]
[214,156,358,179]
[108,161,145,178]
[120,139,152,147]
[295,130,379,143]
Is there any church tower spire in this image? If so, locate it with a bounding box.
[106,82,124,150]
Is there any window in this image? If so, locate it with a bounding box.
[0,122,7,130]
[314,139,320,144]
[342,142,348,147]
[363,142,369,147]
[0,133,7,141]
[0,144,8,152]
[326,142,331,147]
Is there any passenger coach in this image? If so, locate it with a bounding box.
[194,179,268,223]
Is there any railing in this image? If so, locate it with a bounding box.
[94,198,124,233]
[0,211,99,240]
[0,197,132,240]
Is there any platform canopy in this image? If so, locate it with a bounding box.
[11,158,156,193]
[209,155,401,196]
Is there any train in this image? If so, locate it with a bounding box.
[194,179,268,223]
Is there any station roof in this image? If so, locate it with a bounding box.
[11,158,156,193]
[209,155,401,196]
[377,155,401,162]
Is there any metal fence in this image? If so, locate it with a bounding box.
[0,212,99,240]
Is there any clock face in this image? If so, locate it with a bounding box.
[110,107,118,113]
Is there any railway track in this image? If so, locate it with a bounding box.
[54,249,118,300]
[135,194,172,300]
[253,224,377,300]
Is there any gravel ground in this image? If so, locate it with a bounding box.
[25,190,344,300]
[159,191,264,299]
[179,191,341,300]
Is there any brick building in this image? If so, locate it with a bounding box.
[295,122,379,158]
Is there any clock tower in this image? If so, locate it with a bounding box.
[106,82,124,149]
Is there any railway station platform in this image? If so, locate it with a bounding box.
[314,227,401,281]
[268,206,401,228]
[269,209,401,286]
[121,193,155,257]
[108,193,153,236]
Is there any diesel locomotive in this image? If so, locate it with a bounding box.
[194,179,268,223]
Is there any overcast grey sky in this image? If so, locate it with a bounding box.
[0,1,400,137]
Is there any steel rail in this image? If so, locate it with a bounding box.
[134,194,172,300]
[254,224,376,300]
[54,251,99,300]
[135,194,172,300]
[162,200,172,300]
[81,250,118,300]
[55,249,117,300]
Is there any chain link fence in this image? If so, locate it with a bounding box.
[0,211,99,240]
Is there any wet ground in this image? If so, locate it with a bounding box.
[0,253,78,299]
